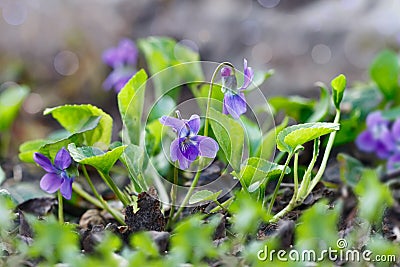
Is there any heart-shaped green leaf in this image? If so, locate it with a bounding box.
[68,143,126,174]
[118,69,147,145]
[44,105,112,150]
[209,108,244,172]
[330,74,346,109]
[277,122,340,153]
[189,190,222,205]
[19,116,101,162]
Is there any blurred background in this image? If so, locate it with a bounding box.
[1,0,400,156]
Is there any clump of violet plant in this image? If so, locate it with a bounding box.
[356,111,400,172]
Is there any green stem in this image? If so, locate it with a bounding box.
[203,62,235,137]
[72,183,104,209]
[57,191,64,224]
[167,164,179,229]
[296,138,320,202]
[213,200,227,212]
[82,165,125,225]
[306,109,341,196]
[210,196,234,213]
[293,152,299,198]
[172,169,202,221]
[267,152,292,216]
[98,171,129,207]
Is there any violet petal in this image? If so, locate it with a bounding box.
[170,138,182,162]
[223,92,247,119]
[54,148,71,170]
[180,140,199,161]
[60,178,73,200]
[194,136,219,158]
[241,58,254,90]
[159,116,185,132]
[221,67,231,77]
[392,118,400,137]
[33,153,56,173]
[387,154,400,172]
[40,173,62,194]
[186,114,200,135]
[355,131,376,152]
[366,111,387,127]
[376,141,391,159]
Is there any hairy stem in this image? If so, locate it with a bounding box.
[267,153,292,216]
[72,183,104,208]
[98,171,129,207]
[57,191,64,224]
[166,164,179,229]
[172,169,202,221]
[306,109,341,195]
[82,165,125,225]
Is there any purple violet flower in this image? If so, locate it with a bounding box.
[220,59,254,119]
[160,114,219,170]
[386,118,400,172]
[355,111,394,159]
[33,148,74,199]
[102,38,138,92]
[387,153,400,172]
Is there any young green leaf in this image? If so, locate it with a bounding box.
[234,157,290,192]
[277,122,340,153]
[118,69,147,145]
[68,143,126,174]
[330,74,346,109]
[0,85,29,131]
[189,190,222,204]
[209,108,244,172]
[370,49,399,100]
[44,105,112,150]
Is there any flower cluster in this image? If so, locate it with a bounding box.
[356,111,400,172]
[160,114,219,169]
[102,38,138,92]
[34,148,75,199]
[220,59,254,119]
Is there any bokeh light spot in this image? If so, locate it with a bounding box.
[258,0,280,8]
[53,50,79,76]
[311,44,331,64]
[2,1,27,26]
[23,93,43,114]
